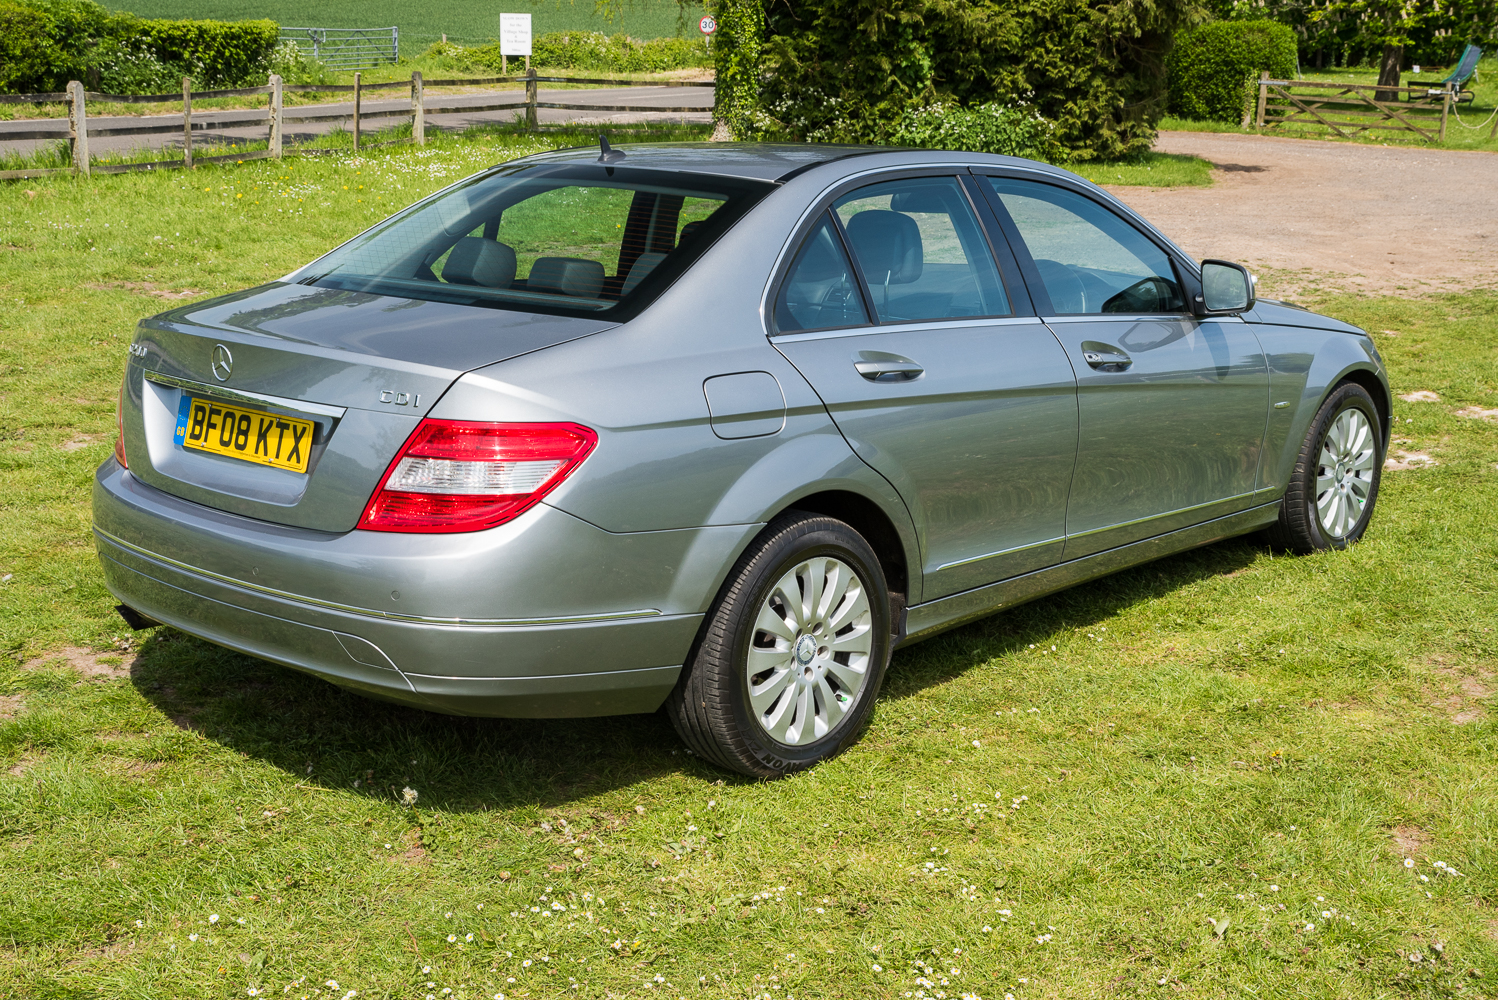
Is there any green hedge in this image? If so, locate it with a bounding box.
[761,0,1198,161]
[130,17,278,90]
[890,102,1062,161]
[0,3,61,92]
[465,32,712,74]
[0,0,277,94]
[1167,19,1298,123]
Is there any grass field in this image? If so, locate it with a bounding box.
[2,135,1497,998]
[111,0,707,45]
[1162,57,1498,154]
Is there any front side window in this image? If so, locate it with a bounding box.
[297,165,769,316]
[833,176,1010,323]
[985,177,1185,315]
[773,212,870,333]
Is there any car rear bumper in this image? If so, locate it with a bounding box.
[91,460,740,718]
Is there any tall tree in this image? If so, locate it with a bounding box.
[710,0,766,139]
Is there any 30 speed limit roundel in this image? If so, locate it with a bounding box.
[698,15,717,35]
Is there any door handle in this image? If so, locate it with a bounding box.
[1081,347,1132,372]
[854,355,924,382]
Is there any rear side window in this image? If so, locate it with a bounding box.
[985,177,1184,315]
[298,164,769,317]
[773,212,871,333]
[833,176,1010,323]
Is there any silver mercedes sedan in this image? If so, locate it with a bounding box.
[95,143,1389,777]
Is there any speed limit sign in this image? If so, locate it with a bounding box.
[698,14,717,35]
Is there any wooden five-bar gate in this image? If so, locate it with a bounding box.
[1255,73,1461,143]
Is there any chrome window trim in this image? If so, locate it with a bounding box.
[772,314,1047,346]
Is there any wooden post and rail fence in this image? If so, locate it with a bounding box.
[0,70,715,181]
[1254,72,1473,143]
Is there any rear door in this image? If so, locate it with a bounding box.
[975,174,1269,557]
[771,173,1079,601]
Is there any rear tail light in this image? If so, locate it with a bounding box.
[357,420,597,533]
[114,382,128,468]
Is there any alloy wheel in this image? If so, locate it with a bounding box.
[746,556,874,746]
[1315,407,1377,538]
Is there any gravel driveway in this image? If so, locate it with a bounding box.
[1104,131,1498,297]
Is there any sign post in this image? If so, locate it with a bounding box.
[500,13,532,75]
[698,14,717,36]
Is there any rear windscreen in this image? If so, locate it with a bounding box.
[295,163,772,318]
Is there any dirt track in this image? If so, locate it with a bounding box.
[1103,131,1498,298]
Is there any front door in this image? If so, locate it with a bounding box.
[977,175,1269,557]
[771,174,1079,601]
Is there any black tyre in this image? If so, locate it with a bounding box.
[1265,381,1383,554]
[667,512,892,778]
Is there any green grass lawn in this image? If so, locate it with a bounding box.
[1162,57,1498,153]
[110,0,706,46]
[2,136,1497,998]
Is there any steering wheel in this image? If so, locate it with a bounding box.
[1101,276,1173,314]
[1033,259,1087,314]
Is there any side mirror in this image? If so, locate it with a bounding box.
[1197,260,1255,315]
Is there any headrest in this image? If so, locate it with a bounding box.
[890,187,954,214]
[844,210,923,285]
[677,220,706,246]
[444,237,516,288]
[621,251,668,297]
[528,257,606,298]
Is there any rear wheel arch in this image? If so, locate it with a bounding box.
[773,490,911,611]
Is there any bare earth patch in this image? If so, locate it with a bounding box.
[1393,824,1431,857]
[1385,450,1438,471]
[0,693,22,720]
[395,828,429,866]
[1105,132,1498,298]
[23,647,139,681]
[84,281,203,300]
[1400,390,1442,403]
[1431,669,1493,725]
[1456,406,1498,423]
[8,752,43,777]
[58,433,100,452]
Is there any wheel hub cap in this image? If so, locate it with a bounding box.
[1314,407,1377,539]
[746,556,875,747]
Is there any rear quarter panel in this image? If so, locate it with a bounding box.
[428,182,924,603]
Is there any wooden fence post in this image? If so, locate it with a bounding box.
[1256,71,1269,128]
[525,67,538,130]
[182,76,193,168]
[411,71,425,145]
[353,71,362,151]
[68,80,89,177]
[269,73,283,158]
[1439,85,1452,143]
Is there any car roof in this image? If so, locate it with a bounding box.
[504,141,1085,184]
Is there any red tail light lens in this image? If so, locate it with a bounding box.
[114,382,128,469]
[357,420,597,533]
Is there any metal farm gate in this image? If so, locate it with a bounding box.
[279,27,399,70]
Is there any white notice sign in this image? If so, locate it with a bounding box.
[500,13,532,57]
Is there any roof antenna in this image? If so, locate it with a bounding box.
[597,133,625,164]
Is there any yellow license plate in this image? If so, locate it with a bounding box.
[174,396,315,473]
